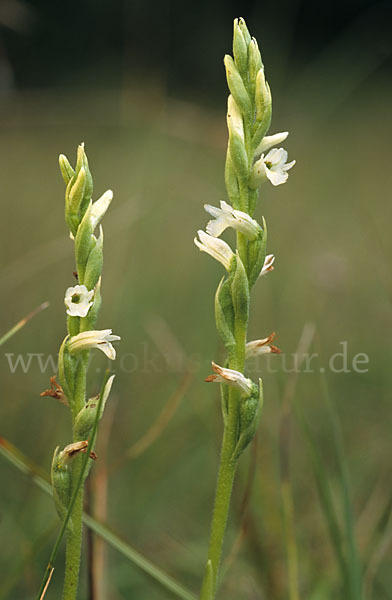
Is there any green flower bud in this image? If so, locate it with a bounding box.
[224,55,252,117]
[224,150,240,208]
[68,166,86,217]
[59,154,75,185]
[238,17,251,46]
[231,252,249,328]
[74,375,115,438]
[233,379,263,460]
[215,277,235,355]
[80,148,93,217]
[252,71,272,147]
[226,95,248,182]
[51,446,73,531]
[75,203,94,283]
[233,19,248,77]
[248,217,267,288]
[200,559,214,600]
[248,38,263,84]
[229,135,248,182]
[84,227,103,290]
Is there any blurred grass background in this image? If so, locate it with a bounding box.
[0,1,392,598]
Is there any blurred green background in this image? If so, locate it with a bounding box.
[0,1,391,598]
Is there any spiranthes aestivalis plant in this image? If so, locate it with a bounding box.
[194,18,295,599]
[39,144,120,599]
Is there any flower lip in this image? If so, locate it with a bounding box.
[262,147,295,186]
[64,284,94,317]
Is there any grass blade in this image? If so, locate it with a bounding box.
[294,405,349,593]
[318,370,363,599]
[0,301,49,346]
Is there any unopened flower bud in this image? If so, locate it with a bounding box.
[59,154,75,185]
[74,375,115,438]
[224,55,252,117]
[233,18,248,76]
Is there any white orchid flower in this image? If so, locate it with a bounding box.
[194,230,234,271]
[246,333,281,358]
[204,201,260,240]
[205,362,255,397]
[64,284,94,317]
[259,254,275,277]
[68,329,121,360]
[252,147,295,187]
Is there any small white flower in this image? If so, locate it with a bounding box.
[90,190,113,231]
[205,362,255,397]
[253,147,295,186]
[246,333,281,358]
[68,329,121,360]
[64,285,94,317]
[204,201,260,240]
[254,131,289,157]
[260,254,275,276]
[194,230,234,271]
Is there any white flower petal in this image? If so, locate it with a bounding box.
[205,362,254,397]
[194,230,234,270]
[246,334,281,358]
[260,254,275,277]
[255,131,289,156]
[68,329,121,360]
[203,201,260,240]
[90,190,113,231]
[265,168,288,186]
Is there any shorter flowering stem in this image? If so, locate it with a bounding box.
[200,388,240,599]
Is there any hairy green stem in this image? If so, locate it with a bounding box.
[63,360,88,600]
[200,389,240,598]
[200,280,248,599]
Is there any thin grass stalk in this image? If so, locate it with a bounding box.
[0,301,49,346]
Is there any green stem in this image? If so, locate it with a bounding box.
[63,359,88,600]
[200,389,239,599]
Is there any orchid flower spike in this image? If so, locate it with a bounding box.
[64,284,94,317]
[194,230,234,271]
[204,200,261,240]
[68,329,121,360]
[246,333,281,358]
[205,361,255,397]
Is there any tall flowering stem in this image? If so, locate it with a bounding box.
[42,144,119,600]
[195,18,294,599]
